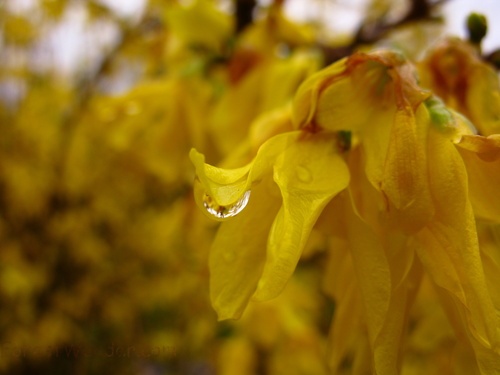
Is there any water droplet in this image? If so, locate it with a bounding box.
[296,165,313,183]
[202,190,251,221]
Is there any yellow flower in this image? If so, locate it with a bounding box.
[295,50,500,374]
[190,129,349,319]
[419,38,500,136]
[191,49,500,373]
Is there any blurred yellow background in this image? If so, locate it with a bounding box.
[0,1,499,374]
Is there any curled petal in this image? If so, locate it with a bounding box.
[456,134,500,160]
[379,105,434,233]
[254,132,349,300]
[191,150,251,207]
[292,57,348,130]
[210,180,281,320]
[190,131,301,209]
[193,130,349,317]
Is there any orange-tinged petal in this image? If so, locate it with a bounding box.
[419,38,500,136]
[382,106,425,211]
[293,50,429,134]
[380,105,434,233]
[456,134,500,160]
[348,104,434,234]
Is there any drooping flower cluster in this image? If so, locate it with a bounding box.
[191,42,500,374]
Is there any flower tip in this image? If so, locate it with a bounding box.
[467,13,488,45]
[216,313,238,322]
[189,147,204,166]
[252,278,283,302]
[214,303,244,321]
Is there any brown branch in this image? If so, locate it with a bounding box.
[235,0,257,33]
[322,0,449,65]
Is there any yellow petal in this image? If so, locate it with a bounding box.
[253,132,349,300]
[347,145,385,232]
[344,197,394,371]
[415,127,500,353]
[323,235,369,373]
[419,38,500,136]
[477,223,500,318]
[346,192,423,375]
[292,57,348,130]
[194,131,318,318]
[405,275,457,375]
[456,135,500,223]
[211,49,320,155]
[475,224,500,374]
[373,244,422,375]
[349,104,434,234]
[345,194,391,334]
[380,105,434,233]
[190,149,251,207]
[210,180,281,320]
[190,131,301,210]
[249,105,294,152]
[471,339,500,375]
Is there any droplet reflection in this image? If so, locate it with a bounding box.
[202,190,251,221]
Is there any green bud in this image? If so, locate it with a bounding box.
[467,13,488,44]
[425,96,453,128]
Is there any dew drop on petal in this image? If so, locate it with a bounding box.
[296,165,313,183]
[202,190,251,221]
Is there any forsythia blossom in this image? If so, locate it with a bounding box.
[191,49,500,374]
